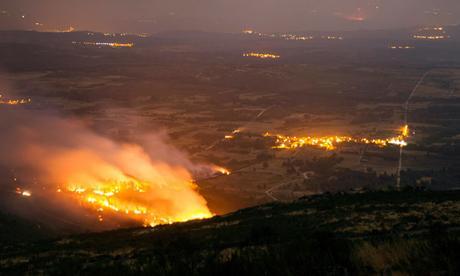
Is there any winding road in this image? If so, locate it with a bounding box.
[396,70,432,189]
[265,179,299,201]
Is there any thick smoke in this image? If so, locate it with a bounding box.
[0,108,213,230]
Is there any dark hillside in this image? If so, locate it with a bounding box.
[1,190,460,275]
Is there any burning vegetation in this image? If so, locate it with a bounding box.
[0,110,224,227]
[0,94,31,105]
[62,179,212,226]
[58,159,213,227]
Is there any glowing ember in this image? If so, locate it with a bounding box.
[0,95,31,105]
[401,125,410,138]
[243,52,280,59]
[15,188,32,197]
[224,129,242,140]
[265,125,410,151]
[213,166,231,175]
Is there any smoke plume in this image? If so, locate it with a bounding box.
[0,108,214,230]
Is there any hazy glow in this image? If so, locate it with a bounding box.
[0,110,219,227]
[1,1,459,32]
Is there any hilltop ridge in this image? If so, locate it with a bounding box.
[1,190,460,275]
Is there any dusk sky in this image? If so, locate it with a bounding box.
[1,0,460,33]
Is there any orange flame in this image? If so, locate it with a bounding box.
[0,95,31,105]
[0,112,213,227]
[213,166,231,175]
[51,145,214,226]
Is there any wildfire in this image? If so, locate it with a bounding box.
[0,95,31,105]
[62,174,212,226]
[0,111,215,228]
[50,146,217,227]
[265,125,409,151]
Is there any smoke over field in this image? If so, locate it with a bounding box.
[0,109,215,229]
